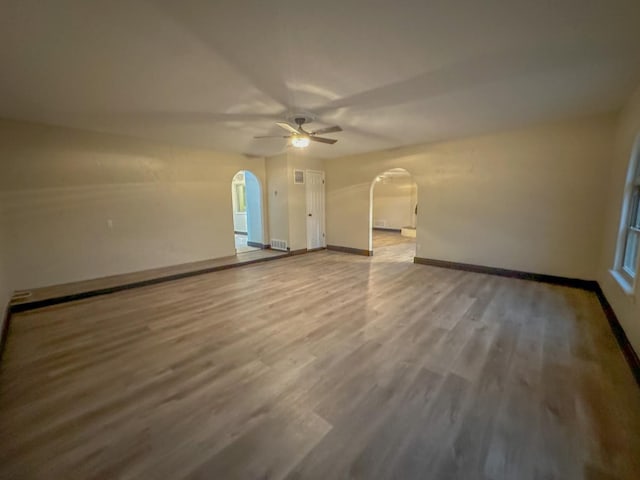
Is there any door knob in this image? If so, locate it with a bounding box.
[308,213,312,217]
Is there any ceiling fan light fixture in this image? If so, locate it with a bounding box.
[256,117,341,147]
[291,135,310,148]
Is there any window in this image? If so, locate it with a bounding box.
[234,183,246,213]
[622,179,639,278]
[614,138,640,290]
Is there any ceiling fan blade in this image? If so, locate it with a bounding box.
[309,136,337,145]
[276,122,300,134]
[254,135,290,139]
[310,125,342,135]
[85,111,286,125]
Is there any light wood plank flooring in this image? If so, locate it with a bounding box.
[372,229,416,262]
[372,228,416,246]
[1,234,639,479]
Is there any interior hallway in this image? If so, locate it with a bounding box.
[234,233,259,253]
[372,229,416,262]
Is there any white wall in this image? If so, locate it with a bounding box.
[373,176,417,230]
[0,119,268,291]
[325,114,615,279]
[599,85,640,354]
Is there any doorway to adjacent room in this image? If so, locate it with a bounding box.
[370,168,417,261]
[231,170,264,253]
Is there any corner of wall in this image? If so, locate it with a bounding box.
[264,152,326,251]
[286,154,325,251]
[598,83,640,356]
[0,221,11,351]
[265,154,290,247]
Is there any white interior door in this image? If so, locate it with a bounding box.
[306,170,326,250]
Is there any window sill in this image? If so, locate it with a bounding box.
[609,269,636,296]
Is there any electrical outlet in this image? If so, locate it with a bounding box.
[107,219,113,229]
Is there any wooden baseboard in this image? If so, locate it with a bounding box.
[247,241,269,249]
[593,284,640,387]
[372,227,402,233]
[0,302,11,360]
[9,254,287,314]
[413,257,597,291]
[286,247,327,256]
[327,245,373,256]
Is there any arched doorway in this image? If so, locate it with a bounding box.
[231,170,264,253]
[369,168,417,261]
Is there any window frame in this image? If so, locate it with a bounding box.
[612,135,640,294]
[234,183,247,213]
[621,185,639,280]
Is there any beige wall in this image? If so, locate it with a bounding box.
[266,154,289,246]
[373,175,417,230]
[326,114,615,279]
[0,119,268,291]
[0,219,9,313]
[599,85,640,354]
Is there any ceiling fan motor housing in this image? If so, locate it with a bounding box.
[287,112,315,129]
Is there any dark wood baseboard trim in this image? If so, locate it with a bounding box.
[372,227,402,233]
[413,257,597,291]
[327,245,373,256]
[288,248,308,256]
[9,254,287,314]
[247,241,269,249]
[306,247,326,253]
[593,284,640,388]
[0,302,11,360]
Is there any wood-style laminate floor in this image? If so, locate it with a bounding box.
[1,233,639,479]
[372,229,416,262]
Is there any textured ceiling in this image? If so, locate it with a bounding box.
[1,0,640,158]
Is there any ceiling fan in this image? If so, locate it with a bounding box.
[254,116,342,148]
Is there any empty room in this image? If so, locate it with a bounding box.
[1,1,640,479]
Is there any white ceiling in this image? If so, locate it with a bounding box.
[1,0,640,159]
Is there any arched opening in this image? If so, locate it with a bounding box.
[369,168,417,261]
[231,170,264,254]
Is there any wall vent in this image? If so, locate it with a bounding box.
[271,239,288,251]
[374,220,386,227]
[293,170,305,184]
